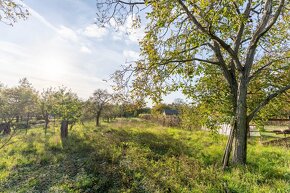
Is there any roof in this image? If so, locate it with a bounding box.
[163,109,179,115]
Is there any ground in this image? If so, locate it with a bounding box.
[0,119,289,193]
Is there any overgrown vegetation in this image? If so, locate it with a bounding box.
[0,119,289,193]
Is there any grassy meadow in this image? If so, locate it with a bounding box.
[0,119,289,193]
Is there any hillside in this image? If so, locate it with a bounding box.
[0,119,289,193]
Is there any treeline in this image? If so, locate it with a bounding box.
[0,78,147,139]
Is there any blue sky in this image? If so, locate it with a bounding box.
[0,0,183,104]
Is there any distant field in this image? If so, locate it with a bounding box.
[260,125,290,139]
[0,119,289,193]
[264,125,289,131]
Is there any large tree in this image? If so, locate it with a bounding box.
[95,0,290,166]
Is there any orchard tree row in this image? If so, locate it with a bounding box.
[0,78,139,139]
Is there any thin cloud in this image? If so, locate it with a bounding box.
[58,25,79,42]
[82,24,108,39]
[80,46,92,54]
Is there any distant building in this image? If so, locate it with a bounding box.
[163,109,179,116]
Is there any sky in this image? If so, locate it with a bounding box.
[0,0,184,105]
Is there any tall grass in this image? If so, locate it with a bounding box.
[0,119,289,192]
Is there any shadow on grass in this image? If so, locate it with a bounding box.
[1,125,289,193]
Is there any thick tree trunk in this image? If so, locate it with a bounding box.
[96,113,101,126]
[232,77,248,165]
[0,123,11,135]
[60,120,69,138]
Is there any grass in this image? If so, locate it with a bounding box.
[0,119,289,193]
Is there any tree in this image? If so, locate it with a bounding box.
[96,0,290,166]
[17,78,38,130]
[0,86,22,134]
[39,88,55,134]
[88,89,112,126]
[151,103,171,115]
[0,0,29,26]
[52,87,81,139]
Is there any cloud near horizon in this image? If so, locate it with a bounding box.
[0,0,184,104]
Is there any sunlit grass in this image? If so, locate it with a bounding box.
[0,119,289,192]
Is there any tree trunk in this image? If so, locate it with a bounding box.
[222,78,238,169]
[26,112,30,127]
[44,115,49,135]
[232,77,248,165]
[0,123,11,135]
[96,113,101,126]
[25,112,30,134]
[60,120,69,138]
[222,119,236,170]
[16,115,19,123]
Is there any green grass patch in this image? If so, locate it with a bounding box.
[0,119,289,192]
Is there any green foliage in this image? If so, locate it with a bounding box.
[0,79,38,124]
[108,0,290,127]
[39,88,55,120]
[180,104,203,130]
[151,103,171,115]
[52,87,81,123]
[0,119,289,192]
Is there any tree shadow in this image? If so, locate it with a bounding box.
[2,126,289,193]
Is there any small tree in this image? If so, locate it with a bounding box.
[88,89,112,126]
[39,88,56,134]
[52,87,81,139]
[17,78,38,130]
[0,86,23,134]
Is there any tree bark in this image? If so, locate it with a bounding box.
[0,123,11,135]
[96,112,101,126]
[44,115,49,135]
[26,112,30,127]
[222,119,236,170]
[232,77,248,165]
[60,120,69,138]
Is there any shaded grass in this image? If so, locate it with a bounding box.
[0,119,289,192]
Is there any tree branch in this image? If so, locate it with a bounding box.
[248,57,289,81]
[176,0,243,71]
[247,84,290,122]
[244,0,285,76]
[234,0,252,53]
